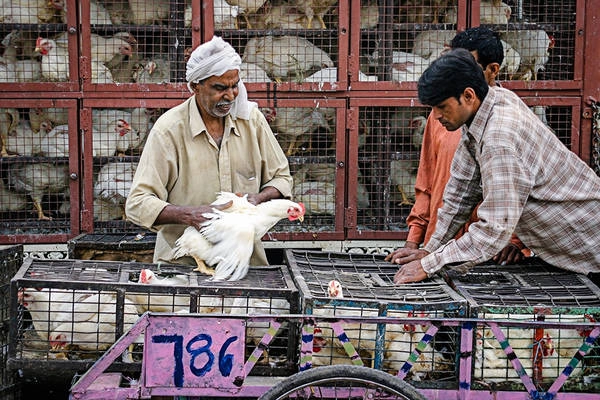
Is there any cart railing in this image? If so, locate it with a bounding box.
[69,312,600,400]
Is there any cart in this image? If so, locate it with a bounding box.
[68,311,600,400]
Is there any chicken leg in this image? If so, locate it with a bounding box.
[32,197,52,220]
[396,185,414,206]
[192,256,215,276]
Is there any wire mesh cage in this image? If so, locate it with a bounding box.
[355,105,429,232]
[80,0,190,86]
[213,0,342,87]
[356,0,576,84]
[67,232,156,263]
[9,258,300,380]
[284,249,467,388]
[0,246,23,399]
[445,259,600,392]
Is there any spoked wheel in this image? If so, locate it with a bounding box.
[258,365,427,400]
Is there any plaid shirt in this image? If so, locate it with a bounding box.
[422,86,600,276]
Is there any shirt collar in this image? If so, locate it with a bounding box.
[188,96,241,139]
[466,85,498,143]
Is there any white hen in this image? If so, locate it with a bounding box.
[35,37,69,81]
[171,192,305,281]
[243,35,334,83]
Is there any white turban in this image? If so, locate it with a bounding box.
[186,36,256,120]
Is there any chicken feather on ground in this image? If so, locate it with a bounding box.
[170,192,305,281]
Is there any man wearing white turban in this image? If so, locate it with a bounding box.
[126,36,293,271]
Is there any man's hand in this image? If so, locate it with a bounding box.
[385,248,429,265]
[393,260,429,284]
[492,243,524,265]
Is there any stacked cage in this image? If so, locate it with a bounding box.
[284,249,468,389]
[8,258,300,381]
[0,246,23,400]
[445,259,600,393]
[67,232,156,263]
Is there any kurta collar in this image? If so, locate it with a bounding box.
[187,96,241,139]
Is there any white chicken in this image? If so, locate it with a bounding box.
[133,58,170,84]
[256,4,321,30]
[126,268,191,314]
[0,178,28,213]
[499,39,521,80]
[242,35,334,83]
[368,50,430,83]
[35,37,69,81]
[500,30,555,80]
[5,119,52,156]
[0,107,20,157]
[8,162,70,220]
[390,158,418,206]
[444,0,512,24]
[224,0,268,29]
[289,0,338,29]
[240,62,271,83]
[411,30,455,61]
[0,0,64,24]
[29,107,68,133]
[208,0,239,30]
[93,162,137,220]
[92,109,133,156]
[127,0,169,24]
[269,106,335,156]
[170,192,305,281]
[48,292,141,360]
[303,66,378,83]
[19,287,93,340]
[127,107,160,155]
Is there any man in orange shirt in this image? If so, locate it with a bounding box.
[386,27,529,266]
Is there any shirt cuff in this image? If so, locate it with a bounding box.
[421,252,444,276]
[406,226,426,245]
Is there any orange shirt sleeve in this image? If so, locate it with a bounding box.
[406,112,462,246]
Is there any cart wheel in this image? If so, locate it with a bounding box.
[258,365,427,400]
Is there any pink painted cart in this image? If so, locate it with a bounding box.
[69,312,600,400]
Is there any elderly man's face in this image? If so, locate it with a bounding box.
[193,69,240,118]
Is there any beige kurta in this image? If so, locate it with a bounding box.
[125,96,293,266]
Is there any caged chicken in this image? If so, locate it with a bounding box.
[0,107,20,157]
[47,292,142,361]
[444,0,512,24]
[500,30,555,81]
[5,119,53,157]
[93,162,137,220]
[0,0,64,24]
[92,109,133,156]
[368,50,430,83]
[170,191,305,281]
[125,268,191,314]
[224,0,268,29]
[8,162,69,220]
[127,0,170,25]
[288,0,338,29]
[133,58,170,84]
[35,37,69,82]
[0,177,28,213]
[269,106,336,156]
[19,287,94,342]
[242,35,334,83]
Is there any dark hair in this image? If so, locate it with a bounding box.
[450,27,504,68]
[418,48,489,106]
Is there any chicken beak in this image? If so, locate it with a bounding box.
[298,215,304,223]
